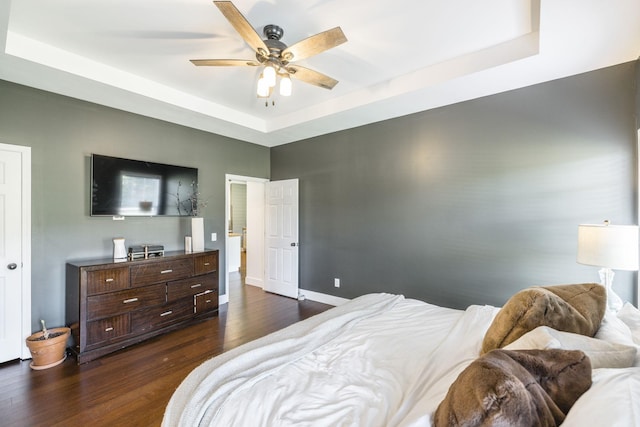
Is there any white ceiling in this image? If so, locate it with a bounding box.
[1,0,639,147]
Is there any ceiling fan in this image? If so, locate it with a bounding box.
[190,1,347,98]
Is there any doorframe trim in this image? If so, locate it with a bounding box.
[223,174,268,305]
[0,143,32,360]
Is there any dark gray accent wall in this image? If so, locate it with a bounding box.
[0,80,270,332]
[272,62,639,309]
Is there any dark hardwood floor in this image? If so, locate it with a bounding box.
[0,261,332,426]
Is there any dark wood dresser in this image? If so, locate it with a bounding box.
[66,249,218,363]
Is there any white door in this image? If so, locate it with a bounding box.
[264,179,299,298]
[0,146,26,363]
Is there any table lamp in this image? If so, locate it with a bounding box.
[577,220,639,312]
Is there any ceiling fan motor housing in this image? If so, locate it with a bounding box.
[256,25,290,66]
[263,24,284,40]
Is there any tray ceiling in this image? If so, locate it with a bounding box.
[1,0,639,146]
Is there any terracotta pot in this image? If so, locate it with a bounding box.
[25,327,70,370]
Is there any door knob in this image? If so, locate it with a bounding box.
[7,263,17,270]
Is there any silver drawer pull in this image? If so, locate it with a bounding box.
[204,262,210,266]
[123,297,139,304]
[160,310,173,317]
[105,327,114,332]
[160,269,173,274]
[105,278,114,282]
[205,299,212,304]
[191,283,202,288]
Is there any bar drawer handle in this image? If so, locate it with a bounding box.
[160,311,173,317]
[123,298,139,304]
[204,262,210,266]
[205,299,212,304]
[160,269,173,274]
[191,283,202,288]
[105,327,114,332]
[105,278,114,282]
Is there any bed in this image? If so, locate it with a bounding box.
[162,284,640,426]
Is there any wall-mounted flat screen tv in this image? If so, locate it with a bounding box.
[91,154,199,217]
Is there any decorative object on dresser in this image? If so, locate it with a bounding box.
[191,217,205,252]
[128,244,165,260]
[113,237,127,261]
[66,249,218,363]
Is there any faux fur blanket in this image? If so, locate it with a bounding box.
[434,349,592,427]
[481,283,605,354]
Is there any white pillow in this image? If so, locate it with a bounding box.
[504,326,637,369]
[562,367,640,427]
[596,309,634,344]
[617,302,640,345]
[596,309,640,367]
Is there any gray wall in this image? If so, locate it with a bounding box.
[272,62,639,309]
[0,80,270,332]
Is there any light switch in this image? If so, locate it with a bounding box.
[211,233,217,242]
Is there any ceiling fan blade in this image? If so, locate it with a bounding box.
[281,27,347,62]
[286,65,339,90]
[214,1,269,56]
[190,59,260,66]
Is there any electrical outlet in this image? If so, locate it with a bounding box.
[211,232,217,242]
[334,278,340,288]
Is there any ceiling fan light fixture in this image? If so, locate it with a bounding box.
[280,74,292,97]
[257,75,270,97]
[263,64,276,87]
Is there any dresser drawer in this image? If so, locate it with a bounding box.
[167,273,217,302]
[86,314,130,346]
[86,267,130,295]
[130,258,193,286]
[131,299,193,334]
[194,253,218,275]
[86,283,166,320]
[194,289,218,315]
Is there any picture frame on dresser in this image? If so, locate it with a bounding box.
[65,249,219,363]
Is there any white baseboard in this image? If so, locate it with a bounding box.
[220,288,349,307]
[219,293,229,305]
[245,276,264,288]
[299,289,350,306]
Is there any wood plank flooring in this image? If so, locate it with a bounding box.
[0,273,332,427]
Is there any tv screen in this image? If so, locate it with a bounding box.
[91,154,199,217]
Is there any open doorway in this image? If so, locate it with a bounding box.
[224,174,268,304]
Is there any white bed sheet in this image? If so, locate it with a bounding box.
[163,293,640,427]
[163,294,498,426]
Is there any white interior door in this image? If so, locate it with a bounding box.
[0,146,27,362]
[264,179,299,298]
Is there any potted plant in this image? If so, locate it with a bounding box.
[25,320,70,370]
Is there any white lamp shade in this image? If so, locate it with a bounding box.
[577,223,639,271]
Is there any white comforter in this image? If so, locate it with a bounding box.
[162,293,640,427]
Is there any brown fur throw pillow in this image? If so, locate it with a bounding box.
[481,283,606,354]
[434,349,592,427]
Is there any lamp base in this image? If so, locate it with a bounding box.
[599,267,623,312]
